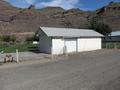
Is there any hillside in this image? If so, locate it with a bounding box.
[95,2,120,31]
[0,0,90,33]
[0,1,120,41]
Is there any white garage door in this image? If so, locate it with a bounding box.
[52,39,64,55]
[65,39,77,53]
[78,38,101,52]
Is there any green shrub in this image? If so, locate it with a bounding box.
[0,42,37,53]
[26,37,34,43]
[0,35,16,43]
[2,35,11,42]
[0,36,2,41]
[10,35,16,42]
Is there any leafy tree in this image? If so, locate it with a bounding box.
[89,17,112,35]
[95,23,112,35]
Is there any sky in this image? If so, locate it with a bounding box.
[6,0,120,11]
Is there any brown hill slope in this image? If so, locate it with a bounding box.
[95,2,120,31]
[0,1,120,37]
[0,0,20,22]
[0,6,89,35]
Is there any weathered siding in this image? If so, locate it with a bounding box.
[39,31,52,54]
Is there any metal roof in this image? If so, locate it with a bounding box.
[111,31,120,36]
[40,27,103,37]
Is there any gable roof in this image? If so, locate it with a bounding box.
[40,27,103,38]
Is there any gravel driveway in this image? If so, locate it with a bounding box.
[0,49,120,90]
[0,52,50,62]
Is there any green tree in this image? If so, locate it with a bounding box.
[89,17,112,35]
[95,23,112,35]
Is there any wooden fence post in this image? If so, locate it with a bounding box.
[115,43,117,49]
[16,49,19,63]
[51,47,54,60]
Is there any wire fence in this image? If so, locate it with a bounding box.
[102,42,120,49]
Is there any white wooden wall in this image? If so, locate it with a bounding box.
[77,38,102,52]
[64,39,77,53]
[52,38,64,55]
[39,35,102,54]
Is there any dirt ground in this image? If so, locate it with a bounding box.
[0,49,120,90]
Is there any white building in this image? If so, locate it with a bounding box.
[38,27,103,55]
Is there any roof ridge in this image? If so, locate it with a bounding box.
[40,27,103,37]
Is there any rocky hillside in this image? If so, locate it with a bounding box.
[0,1,120,41]
[95,2,120,31]
[0,1,90,34]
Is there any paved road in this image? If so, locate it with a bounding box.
[0,50,120,90]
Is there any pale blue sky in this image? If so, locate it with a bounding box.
[6,0,120,10]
